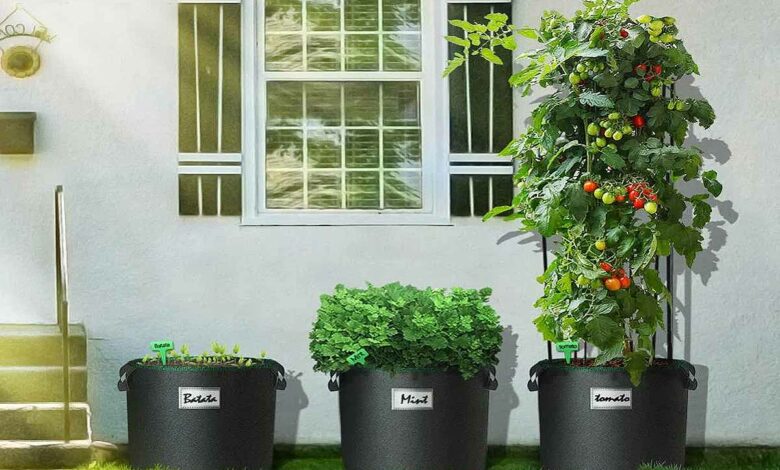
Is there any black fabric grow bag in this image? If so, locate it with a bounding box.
[329,367,497,470]
[118,359,286,470]
[528,359,697,470]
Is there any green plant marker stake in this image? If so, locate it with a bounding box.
[556,341,580,364]
[151,340,175,366]
[346,348,369,366]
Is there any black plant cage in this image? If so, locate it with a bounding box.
[540,85,679,364]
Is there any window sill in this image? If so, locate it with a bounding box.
[241,212,452,227]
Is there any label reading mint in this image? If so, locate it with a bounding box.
[392,388,434,411]
[346,348,369,366]
[179,387,221,410]
[590,387,632,410]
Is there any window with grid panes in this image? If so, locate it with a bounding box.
[244,0,449,225]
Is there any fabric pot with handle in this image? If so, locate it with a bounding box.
[329,367,498,470]
[118,359,286,470]
[528,359,697,470]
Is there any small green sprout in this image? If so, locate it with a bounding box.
[232,344,241,355]
[180,344,190,356]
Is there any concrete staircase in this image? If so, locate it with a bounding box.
[0,324,92,469]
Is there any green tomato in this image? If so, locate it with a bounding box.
[598,63,606,71]
[593,188,605,199]
[676,101,686,111]
[569,72,581,85]
[591,279,603,290]
[576,63,586,73]
[651,87,663,97]
[595,240,607,251]
[648,28,661,37]
[596,137,607,148]
[600,120,610,128]
[649,35,660,43]
[644,201,658,214]
[612,131,623,141]
[587,123,600,136]
[663,16,676,25]
[602,193,616,205]
[580,71,590,80]
[637,15,652,24]
[607,143,618,150]
[668,101,677,110]
[622,125,633,134]
[576,275,590,287]
[604,128,614,138]
[661,33,676,44]
[608,112,621,121]
[650,20,665,31]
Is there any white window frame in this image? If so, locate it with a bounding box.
[241,0,451,225]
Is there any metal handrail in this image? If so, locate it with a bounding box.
[55,186,71,442]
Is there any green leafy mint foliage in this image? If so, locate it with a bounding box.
[447,0,723,385]
[309,283,503,378]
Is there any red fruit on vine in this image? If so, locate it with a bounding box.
[583,181,599,193]
[629,190,640,201]
[634,64,648,75]
[620,28,629,38]
[649,193,658,201]
[600,262,613,273]
[616,268,626,278]
[619,277,632,289]
[634,198,646,209]
[604,278,622,292]
[632,115,646,128]
[652,64,663,75]
[645,73,655,82]
[616,194,626,203]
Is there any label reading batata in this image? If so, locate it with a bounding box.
[590,387,632,410]
[179,387,221,410]
[392,388,433,411]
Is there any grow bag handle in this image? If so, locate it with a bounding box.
[484,365,498,391]
[527,361,545,392]
[117,361,136,392]
[268,360,288,391]
[679,361,698,391]
[328,372,340,392]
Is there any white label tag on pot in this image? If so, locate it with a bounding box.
[392,388,433,411]
[590,387,632,410]
[178,387,221,410]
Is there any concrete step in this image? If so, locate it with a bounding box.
[0,325,86,367]
[0,440,91,469]
[0,404,89,441]
[0,367,86,403]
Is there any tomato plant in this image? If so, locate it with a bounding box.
[444,0,722,385]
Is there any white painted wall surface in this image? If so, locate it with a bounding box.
[0,0,778,446]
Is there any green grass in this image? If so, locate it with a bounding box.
[76,447,780,470]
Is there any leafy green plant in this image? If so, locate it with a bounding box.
[445,0,722,384]
[309,283,503,379]
[139,341,268,368]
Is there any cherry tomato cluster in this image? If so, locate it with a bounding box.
[599,262,632,292]
[634,63,666,97]
[583,181,626,206]
[587,112,633,149]
[627,182,659,214]
[569,60,606,86]
[636,15,678,44]
[667,99,691,112]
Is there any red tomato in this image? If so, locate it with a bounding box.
[649,193,658,201]
[629,190,640,201]
[634,64,648,75]
[652,64,663,75]
[583,181,598,193]
[619,277,632,289]
[634,198,646,209]
[632,115,646,128]
[600,262,613,273]
[604,278,622,291]
[616,268,626,277]
[620,28,629,38]
[616,194,626,203]
[645,73,655,82]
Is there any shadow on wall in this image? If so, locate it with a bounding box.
[488,326,520,445]
[274,370,309,444]
[687,364,709,446]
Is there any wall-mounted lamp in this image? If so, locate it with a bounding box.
[0,5,53,79]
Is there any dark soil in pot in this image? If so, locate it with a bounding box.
[333,368,497,470]
[118,359,286,470]
[528,359,697,470]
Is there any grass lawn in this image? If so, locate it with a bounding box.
[76,447,780,470]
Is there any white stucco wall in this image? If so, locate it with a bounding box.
[0,0,778,446]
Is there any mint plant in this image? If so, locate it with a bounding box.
[140,342,268,368]
[309,283,503,379]
[445,0,722,384]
